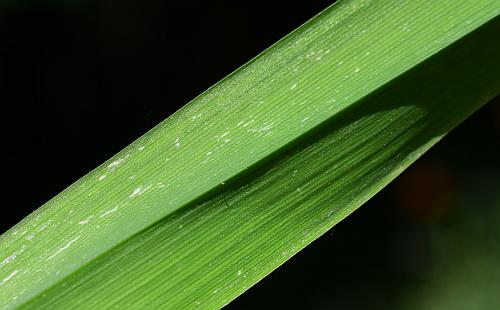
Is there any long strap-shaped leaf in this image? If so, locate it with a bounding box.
[1,1,499,308]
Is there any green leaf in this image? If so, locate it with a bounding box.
[1,1,499,309]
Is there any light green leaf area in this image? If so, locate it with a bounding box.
[1,1,499,309]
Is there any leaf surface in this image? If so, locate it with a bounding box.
[1,1,499,308]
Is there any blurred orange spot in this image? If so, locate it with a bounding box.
[395,161,455,222]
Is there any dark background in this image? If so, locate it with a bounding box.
[1,1,499,309]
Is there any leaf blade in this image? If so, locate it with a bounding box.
[1,1,499,308]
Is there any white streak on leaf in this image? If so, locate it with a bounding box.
[0,270,18,286]
[129,187,142,198]
[0,254,16,267]
[100,206,118,218]
[248,122,274,133]
[219,131,229,139]
[129,185,152,198]
[46,236,80,261]
[107,155,129,170]
[78,216,94,225]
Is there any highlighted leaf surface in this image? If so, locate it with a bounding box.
[1,1,499,309]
